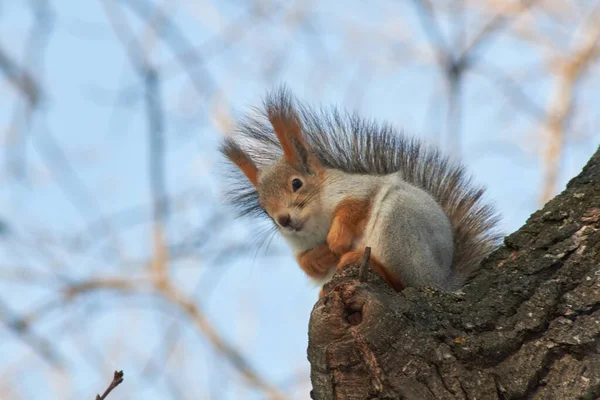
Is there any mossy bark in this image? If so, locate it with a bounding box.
[308,146,600,400]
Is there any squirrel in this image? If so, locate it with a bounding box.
[220,86,501,294]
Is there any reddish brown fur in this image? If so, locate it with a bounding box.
[268,111,305,168]
[267,106,323,174]
[296,243,339,279]
[258,109,326,221]
[257,160,326,220]
[327,198,372,256]
[338,250,405,292]
[225,146,259,187]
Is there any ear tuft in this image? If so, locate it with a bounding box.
[265,86,320,173]
[220,138,259,187]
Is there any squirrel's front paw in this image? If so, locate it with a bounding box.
[299,261,328,279]
[296,244,338,279]
[327,222,353,256]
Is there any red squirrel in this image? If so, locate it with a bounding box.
[220,87,501,295]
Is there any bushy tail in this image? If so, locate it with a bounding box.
[221,86,502,284]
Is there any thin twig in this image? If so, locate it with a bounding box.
[446,67,463,155]
[66,278,287,399]
[0,297,65,368]
[100,0,148,71]
[101,0,172,283]
[471,61,546,122]
[411,0,450,68]
[160,284,287,400]
[95,370,124,400]
[458,0,539,64]
[144,67,169,283]
[359,247,371,282]
[0,46,40,106]
[120,0,217,99]
[413,0,538,153]
[5,0,54,182]
[32,120,123,259]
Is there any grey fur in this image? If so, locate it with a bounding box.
[321,170,457,289]
[219,86,502,288]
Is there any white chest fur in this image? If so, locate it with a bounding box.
[280,207,332,252]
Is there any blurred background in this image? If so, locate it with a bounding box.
[0,0,599,399]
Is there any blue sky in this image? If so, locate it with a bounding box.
[0,1,598,399]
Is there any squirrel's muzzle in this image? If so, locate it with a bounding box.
[276,213,303,232]
[277,213,292,228]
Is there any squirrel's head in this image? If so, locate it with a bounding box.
[222,101,325,235]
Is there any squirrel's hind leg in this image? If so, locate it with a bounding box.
[338,250,405,292]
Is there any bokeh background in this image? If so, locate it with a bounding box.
[1,1,599,399]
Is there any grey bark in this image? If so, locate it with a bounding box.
[308,146,600,400]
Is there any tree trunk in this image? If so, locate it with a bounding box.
[308,146,600,400]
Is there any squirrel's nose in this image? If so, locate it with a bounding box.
[276,213,291,228]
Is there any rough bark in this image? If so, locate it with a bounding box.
[308,146,600,400]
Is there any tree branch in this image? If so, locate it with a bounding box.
[95,370,124,400]
[65,278,287,400]
[309,144,600,398]
[0,45,40,106]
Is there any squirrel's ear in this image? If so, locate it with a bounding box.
[267,104,322,174]
[221,139,260,187]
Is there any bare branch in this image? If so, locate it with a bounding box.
[144,68,169,283]
[66,278,287,399]
[3,0,54,182]
[100,0,149,71]
[101,0,171,286]
[31,121,124,259]
[120,0,217,99]
[470,61,546,122]
[159,0,271,75]
[458,0,539,63]
[539,5,600,204]
[411,0,451,68]
[0,46,40,106]
[95,370,124,400]
[159,284,287,400]
[359,246,371,282]
[413,0,540,154]
[0,297,65,368]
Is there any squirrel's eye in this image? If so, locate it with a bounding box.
[291,178,303,192]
